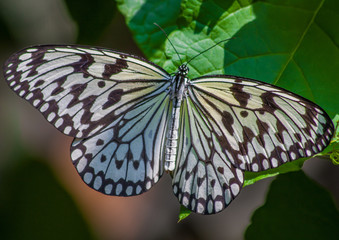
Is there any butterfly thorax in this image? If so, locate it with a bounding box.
[164,64,189,172]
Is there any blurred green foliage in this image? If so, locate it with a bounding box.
[64,0,116,44]
[0,151,97,240]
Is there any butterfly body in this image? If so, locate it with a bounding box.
[165,64,189,171]
[3,45,334,214]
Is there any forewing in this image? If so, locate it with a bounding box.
[71,91,171,196]
[189,75,334,172]
[172,97,244,214]
[4,45,170,138]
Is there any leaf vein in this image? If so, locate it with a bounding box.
[273,0,325,85]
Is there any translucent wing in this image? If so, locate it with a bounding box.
[4,45,170,138]
[4,45,172,196]
[71,91,171,196]
[188,75,334,172]
[172,97,244,214]
[173,75,333,214]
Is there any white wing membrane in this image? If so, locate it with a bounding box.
[172,97,243,214]
[189,76,334,172]
[71,91,171,196]
[4,45,170,138]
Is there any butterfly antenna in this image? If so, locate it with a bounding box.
[154,23,183,65]
[186,38,234,65]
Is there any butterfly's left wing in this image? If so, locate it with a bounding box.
[172,75,334,214]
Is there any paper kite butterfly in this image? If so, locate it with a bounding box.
[3,44,334,214]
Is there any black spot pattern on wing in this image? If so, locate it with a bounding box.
[103,89,124,109]
[231,84,250,107]
[102,58,128,79]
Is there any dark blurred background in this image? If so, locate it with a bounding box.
[0,0,338,240]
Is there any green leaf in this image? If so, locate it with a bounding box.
[328,114,339,164]
[64,0,116,44]
[117,0,339,218]
[178,205,191,222]
[331,151,339,164]
[245,171,339,239]
[330,114,339,144]
[117,0,339,117]
[244,157,306,187]
[116,0,182,62]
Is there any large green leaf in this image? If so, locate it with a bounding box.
[117,0,339,219]
[245,171,339,239]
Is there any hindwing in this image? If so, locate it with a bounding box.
[172,97,244,214]
[71,91,171,196]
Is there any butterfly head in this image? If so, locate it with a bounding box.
[178,64,189,76]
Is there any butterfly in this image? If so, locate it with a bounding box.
[3,44,334,214]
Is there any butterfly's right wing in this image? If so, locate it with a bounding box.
[4,45,172,196]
